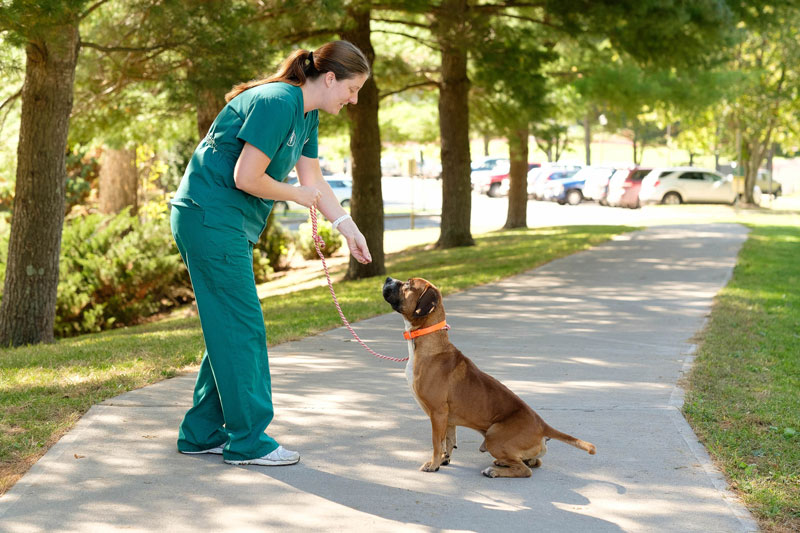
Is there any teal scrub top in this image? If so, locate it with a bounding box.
[173,82,319,243]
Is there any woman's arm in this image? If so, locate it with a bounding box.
[233,142,321,207]
[296,155,371,264]
[295,156,346,221]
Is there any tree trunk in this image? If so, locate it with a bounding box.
[435,0,473,248]
[504,127,528,229]
[554,131,567,162]
[0,25,80,346]
[342,7,385,279]
[742,140,764,204]
[98,147,138,214]
[583,114,591,166]
[197,87,225,141]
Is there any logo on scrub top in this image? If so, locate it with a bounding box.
[287,131,296,147]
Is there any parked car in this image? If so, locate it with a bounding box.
[273,176,352,215]
[718,165,783,197]
[639,167,737,205]
[581,166,624,204]
[381,156,403,177]
[618,167,653,208]
[418,159,442,179]
[605,167,651,207]
[730,172,781,204]
[483,163,540,197]
[527,163,583,200]
[545,166,618,205]
[470,157,510,194]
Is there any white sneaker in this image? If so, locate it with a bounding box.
[180,445,224,455]
[224,445,300,466]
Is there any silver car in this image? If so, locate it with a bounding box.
[639,168,737,205]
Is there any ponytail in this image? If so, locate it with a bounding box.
[225,41,370,102]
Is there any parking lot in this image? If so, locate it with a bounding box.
[277,176,791,233]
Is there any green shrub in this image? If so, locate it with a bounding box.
[257,217,294,272]
[251,248,274,284]
[297,216,342,260]
[65,147,100,215]
[55,207,192,337]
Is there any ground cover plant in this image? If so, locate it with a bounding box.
[0,225,625,495]
[684,222,799,532]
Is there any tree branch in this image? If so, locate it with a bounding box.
[372,29,439,50]
[283,29,340,44]
[493,12,565,31]
[80,0,113,20]
[370,3,435,15]
[0,87,22,114]
[372,17,431,30]
[0,87,22,137]
[380,80,440,100]
[472,1,547,12]
[79,40,185,53]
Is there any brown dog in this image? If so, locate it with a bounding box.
[382,277,596,478]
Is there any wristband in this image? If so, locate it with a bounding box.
[331,214,351,231]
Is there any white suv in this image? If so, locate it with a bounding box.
[639,167,737,205]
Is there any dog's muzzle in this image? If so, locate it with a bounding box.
[382,277,403,311]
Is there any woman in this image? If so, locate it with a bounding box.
[171,41,371,466]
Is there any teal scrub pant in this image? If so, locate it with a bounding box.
[171,203,279,461]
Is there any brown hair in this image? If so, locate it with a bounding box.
[225,40,370,102]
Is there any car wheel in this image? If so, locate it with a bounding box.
[566,189,582,205]
[340,199,351,208]
[487,183,501,197]
[273,201,288,215]
[662,192,682,205]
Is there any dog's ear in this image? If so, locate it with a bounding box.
[414,286,438,316]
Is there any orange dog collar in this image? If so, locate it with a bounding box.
[403,320,450,340]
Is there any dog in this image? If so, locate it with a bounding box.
[382,277,596,478]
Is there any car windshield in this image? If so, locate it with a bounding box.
[471,158,506,171]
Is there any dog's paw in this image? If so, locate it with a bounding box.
[420,461,440,472]
[524,458,542,468]
[481,467,499,478]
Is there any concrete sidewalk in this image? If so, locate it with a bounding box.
[0,224,758,532]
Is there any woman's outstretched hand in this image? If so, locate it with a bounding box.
[335,218,372,264]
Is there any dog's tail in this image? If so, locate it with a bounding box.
[545,425,596,455]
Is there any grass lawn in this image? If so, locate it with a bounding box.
[683,222,799,532]
[0,225,626,495]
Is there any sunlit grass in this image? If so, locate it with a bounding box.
[0,225,626,495]
[683,223,800,532]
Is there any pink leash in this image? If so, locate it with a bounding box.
[310,207,408,363]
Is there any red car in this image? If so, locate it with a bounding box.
[608,168,651,208]
[488,163,540,197]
